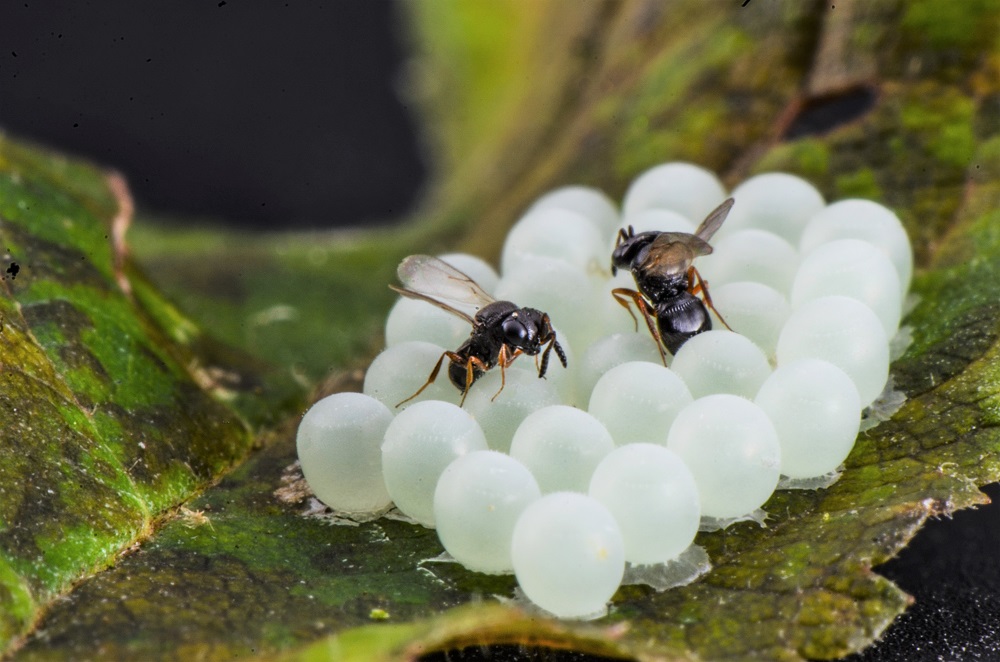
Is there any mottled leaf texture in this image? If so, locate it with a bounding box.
[7,0,1000,660]
[0,136,257,650]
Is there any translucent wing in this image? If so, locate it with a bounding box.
[640,198,734,276]
[641,232,710,275]
[694,197,735,243]
[390,255,496,323]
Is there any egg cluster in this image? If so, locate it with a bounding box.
[296,163,913,619]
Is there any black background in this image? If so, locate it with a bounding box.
[0,1,425,229]
[1,2,998,660]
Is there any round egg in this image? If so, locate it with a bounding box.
[509,405,615,493]
[618,207,697,237]
[775,295,889,406]
[589,443,701,565]
[791,238,902,337]
[381,400,488,527]
[577,331,665,402]
[588,361,693,446]
[384,296,470,349]
[707,281,790,358]
[719,172,825,244]
[667,394,781,519]
[511,492,625,619]
[698,229,799,296]
[594,270,651,338]
[799,199,913,296]
[296,392,394,514]
[530,185,620,239]
[363,341,457,410]
[463,368,562,454]
[493,255,600,352]
[502,207,606,275]
[755,359,862,478]
[622,161,728,223]
[669,330,772,399]
[434,450,541,574]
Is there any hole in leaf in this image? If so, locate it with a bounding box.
[781,85,878,139]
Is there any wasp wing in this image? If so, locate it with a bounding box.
[635,199,733,276]
[694,197,735,243]
[389,284,477,325]
[639,232,710,276]
[391,255,495,323]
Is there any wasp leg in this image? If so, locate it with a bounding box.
[459,356,489,407]
[524,349,545,377]
[687,266,732,331]
[612,287,668,365]
[396,350,464,408]
[459,355,491,407]
[490,345,523,402]
[611,287,641,331]
[500,345,524,368]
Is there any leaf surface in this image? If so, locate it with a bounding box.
[0,136,258,650]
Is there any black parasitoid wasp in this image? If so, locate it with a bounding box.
[390,254,568,407]
[610,197,735,362]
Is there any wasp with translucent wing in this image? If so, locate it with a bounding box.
[611,198,735,362]
[390,255,568,407]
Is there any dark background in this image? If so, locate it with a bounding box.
[1,2,997,660]
[0,1,425,229]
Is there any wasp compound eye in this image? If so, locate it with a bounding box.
[502,317,532,346]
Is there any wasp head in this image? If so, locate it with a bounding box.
[501,310,541,352]
[611,226,659,276]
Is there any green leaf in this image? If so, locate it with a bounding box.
[7,0,1000,660]
[0,136,258,649]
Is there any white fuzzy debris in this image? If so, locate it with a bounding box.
[778,470,843,491]
[699,508,769,532]
[621,545,712,591]
[860,376,907,432]
[890,325,914,361]
[419,551,458,565]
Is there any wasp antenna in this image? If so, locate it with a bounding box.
[538,343,551,379]
[554,339,568,368]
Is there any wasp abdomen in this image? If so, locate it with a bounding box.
[656,293,711,354]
